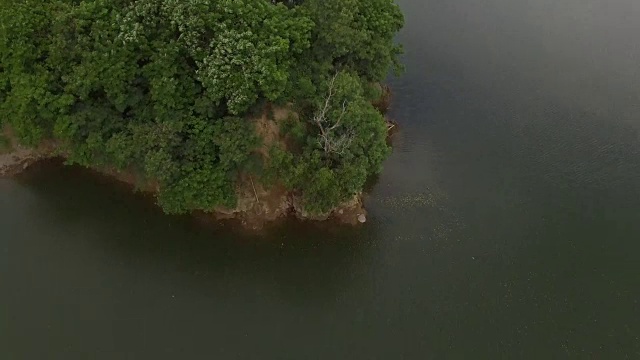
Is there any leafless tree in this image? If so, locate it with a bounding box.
[312,74,355,155]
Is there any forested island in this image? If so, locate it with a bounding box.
[0,0,404,226]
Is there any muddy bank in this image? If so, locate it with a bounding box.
[0,147,39,177]
[0,129,57,178]
[4,149,367,230]
[210,180,367,230]
[0,94,395,229]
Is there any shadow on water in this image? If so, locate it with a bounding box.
[4,156,471,359]
[13,160,381,306]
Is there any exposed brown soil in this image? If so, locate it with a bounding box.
[372,83,393,114]
[0,127,58,177]
[1,97,387,230]
[386,118,399,139]
[254,105,282,158]
[210,102,367,230]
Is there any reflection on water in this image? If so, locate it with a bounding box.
[3,0,640,357]
[10,161,379,303]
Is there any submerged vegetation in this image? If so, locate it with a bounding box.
[0,0,404,216]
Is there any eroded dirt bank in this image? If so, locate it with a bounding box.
[0,94,398,229]
[0,128,57,178]
[1,139,369,231]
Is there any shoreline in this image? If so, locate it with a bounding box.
[2,150,368,230]
[1,89,397,230]
[0,147,39,177]
[0,128,57,178]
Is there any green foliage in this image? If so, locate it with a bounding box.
[301,0,404,81]
[0,0,403,215]
[268,72,390,214]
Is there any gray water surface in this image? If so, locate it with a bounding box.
[2,0,640,358]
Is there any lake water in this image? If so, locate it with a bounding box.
[2,0,639,357]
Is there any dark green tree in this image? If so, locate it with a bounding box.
[0,0,403,215]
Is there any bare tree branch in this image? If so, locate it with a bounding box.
[312,74,355,155]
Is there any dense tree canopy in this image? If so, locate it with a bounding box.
[0,0,403,214]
